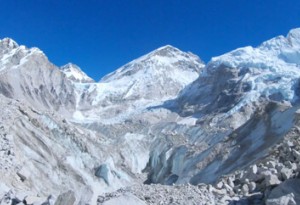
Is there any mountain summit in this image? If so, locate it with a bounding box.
[61,63,95,83]
[101,45,203,83]
[0,38,18,50]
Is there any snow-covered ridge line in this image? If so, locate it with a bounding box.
[210,28,300,68]
[215,28,300,103]
[179,28,300,119]
[0,37,45,55]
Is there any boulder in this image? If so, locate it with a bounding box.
[248,182,256,193]
[54,191,75,205]
[281,167,293,180]
[285,161,297,171]
[292,150,300,161]
[16,168,30,182]
[283,140,294,148]
[227,177,235,188]
[257,168,271,182]
[246,165,258,181]
[265,174,281,186]
[241,184,249,195]
[250,165,258,175]
[215,181,223,189]
[266,161,276,169]
[24,195,48,205]
[275,163,285,173]
[223,184,233,192]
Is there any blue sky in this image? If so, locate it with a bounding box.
[1,0,300,81]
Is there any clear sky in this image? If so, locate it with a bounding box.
[1,0,300,81]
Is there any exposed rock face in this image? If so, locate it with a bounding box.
[54,191,76,205]
[0,39,76,115]
[1,28,300,205]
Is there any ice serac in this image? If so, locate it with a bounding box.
[176,28,300,117]
[61,63,95,83]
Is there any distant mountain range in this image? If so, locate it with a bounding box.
[0,28,300,205]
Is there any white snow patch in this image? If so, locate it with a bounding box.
[177,117,197,125]
[73,111,85,120]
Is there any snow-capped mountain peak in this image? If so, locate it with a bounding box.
[0,38,18,50]
[0,38,45,54]
[151,44,182,57]
[74,45,205,123]
[0,38,46,74]
[101,45,204,83]
[149,45,203,67]
[61,63,94,83]
[96,45,204,101]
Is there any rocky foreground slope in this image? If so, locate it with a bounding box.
[1,29,300,205]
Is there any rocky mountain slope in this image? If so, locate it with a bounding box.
[1,29,300,205]
[0,38,76,116]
